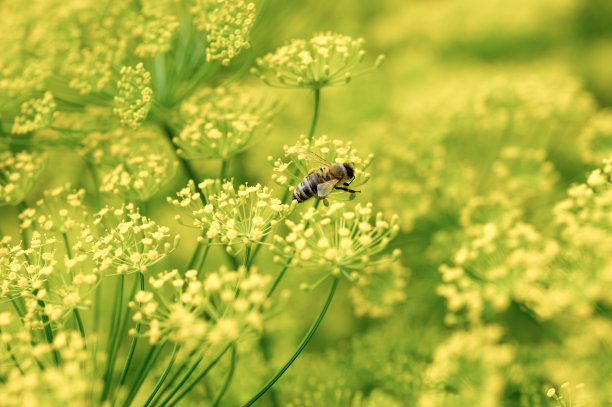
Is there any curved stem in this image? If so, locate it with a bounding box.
[160,343,232,407]
[143,344,180,407]
[121,343,165,407]
[117,272,145,387]
[241,277,339,407]
[209,345,237,407]
[101,274,125,401]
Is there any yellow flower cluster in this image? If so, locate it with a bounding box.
[63,39,126,95]
[270,134,373,198]
[578,110,612,165]
[134,13,180,58]
[131,265,270,348]
[11,91,57,135]
[0,233,97,329]
[419,325,514,407]
[18,183,87,234]
[99,148,178,203]
[168,179,291,245]
[253,32,383,88]
[0,331,97,406]
[113,63,153,129]
[190,0,256,66]
[272,202,400,281]
[82,125,178,202]
[348,258,408,318]
[175,86,275,160]
[85,204,179,275]
[0,150,46,206]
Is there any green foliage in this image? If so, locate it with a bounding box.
[1,0,612,406]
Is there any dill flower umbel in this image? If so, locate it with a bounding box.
[348,258,408,318]
[11,91,57,135]
[252,32,384,88]
[169,179,291,245]
[113,63,153,129]
[0,149,46,206]
[18,183,87,233]
[134,11,180,58]
[174,86,276,160]
[0,331,98,406]
[131,266,270,348]
[272,202,400,282]
[88,125,178,202]
[0,233,97,329]
[270,134,373,199]
[84,203,179,276]
[578,110,612,165]
[190,0,256,66]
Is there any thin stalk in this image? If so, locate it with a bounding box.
[279,87,321,203]
[63,232,86,343]
[219,158,229,181]
[209,345,237,407]
[17,201,28,248]
[186,239,203,271]
[121,343,165,407]
[100,274,125,401]
[306,88,321,143]
[0,327,24,374]
[35,295,60,365]
[241,277,339,407]
[149,349,200,407]
[196,242,211,280]
[117,272,145,387]
[159,343,232,407]
[143,344,180,407]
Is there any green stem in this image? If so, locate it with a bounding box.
[307,88,321,143]
[101,274,125,401]
[117,272,145,387]
[122,343,165,407]
[35,295,60,365]
[160,343,232,407]
[241,277,339,407]
[280,87,321,204]
[143,344,180,407]
[186,239,203,271]
[209,345,237,407]
[219,158,229,181]
[63,232,86,343]
[196,242,211,280]
[0,327,24,374]
[74,309,86,343]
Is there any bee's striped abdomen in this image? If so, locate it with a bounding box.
[293,172,322,202]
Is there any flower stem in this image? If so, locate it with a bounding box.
[159,343,232,407]
[143,344,180,407]
[101,274,125,401]
[241,277,339,407]
[220,158,229,181]
[209,345,237,407]
[117,272,145,387]
[62,232,86,343]
[122,343,166,407]
[307,88,321,143]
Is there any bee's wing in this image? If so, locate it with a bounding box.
[296,147,331,167]
[317,178,340,198]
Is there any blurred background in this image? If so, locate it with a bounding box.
[2,0,612,405]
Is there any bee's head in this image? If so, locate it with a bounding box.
[343,163,354,179]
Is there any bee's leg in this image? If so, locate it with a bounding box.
[344,176,356,186]
[335,186,361,193]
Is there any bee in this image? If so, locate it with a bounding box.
[292,150,360,203]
